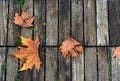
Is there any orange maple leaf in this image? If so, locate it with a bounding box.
[59,37,84,58]
[113,46,120,60]
[11,35,41,71]
[13,8,35,27]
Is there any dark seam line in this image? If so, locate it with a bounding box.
[57,0,59,80]
[30,0,34,81]
[4,0,10,81]
[44,0,47,81]
[82,0,85,80]
[107,0,112,80]
[95,0,99,81]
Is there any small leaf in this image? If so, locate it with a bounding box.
[96,51,99,55]
[59,37,84,58]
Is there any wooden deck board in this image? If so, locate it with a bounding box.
[58,0,71,81]
[6,48,18,81]
[0,0,8,45]
[96,0,109,45]
[109,0,120,45]
[72,0,84,81]
[8,0,20,45]
[98,47,110,81]
[84,0,96,46]
[0,47,6,81]
[85,48,97,81]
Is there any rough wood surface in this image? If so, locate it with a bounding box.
[46,48,57,81]
[84,0,96,46]
[72,0,84,81]
[46,0,58,81]
[109,0,120,45]
[85,48,97,81]
[46,0,58,45]
[32,0,46,81]
[111,48,120,81]
[96,0,109,45]
[98,47,110,81]
[8,0,20,45]
[0,48,6,81]
[58,0,71,81]
[0,0,8,45]
[6,48,18,81]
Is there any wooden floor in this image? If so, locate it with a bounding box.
[0,0,120,81]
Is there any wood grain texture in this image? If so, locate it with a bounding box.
[71,0,84,81]
[46,47,57,81]
[0,47,6,81]
[0,0,8,45]
[58,0,71,81]
[46,0,58,45]
[6,48,18,81]
[8,0,20,45]
[20,0,33,81]
[85,48,97,81]
[109,0,120,45]
[32,0,46,81]
[96,0,109,45]
[111,48,120,81]
[98,47,110,81]
[84,0,96,46]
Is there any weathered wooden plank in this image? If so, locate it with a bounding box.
[58,0,71,81]
[8,0,20,45]
[0,47,6,81]
[46,0,58,46]
[46,47,57,81]
[20,0,33,81]
[32,0,46,81]
[6,48,18,81]
[111,48,120,81]
[46,0,58,81]
[98,47,110,81]
[71,0,84,81]
[109,0,120,45]
[0,0,8,45]
[84,0,96,45]
[85,48,97,81]
[96,0,109,45]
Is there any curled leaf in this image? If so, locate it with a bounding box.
[59,37,84,58]
[13,8,35,27]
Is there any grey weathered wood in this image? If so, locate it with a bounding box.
[98,47,110,81]
[0,47,6,81]
[0,0,8,45]
[85,48,97,81]
[72,0,84,81]
[109,0,120,45]
[112,48,120,81]
[8,0,20,45]
[58,0,71,81]
[46,0,58,46]
[6,48,18,81]
[96,0,109,45]
[46,47,57,81]
[84,0,96,45]
[32,0,46,81]
[20,0,33,81]
[46,0,58,81]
